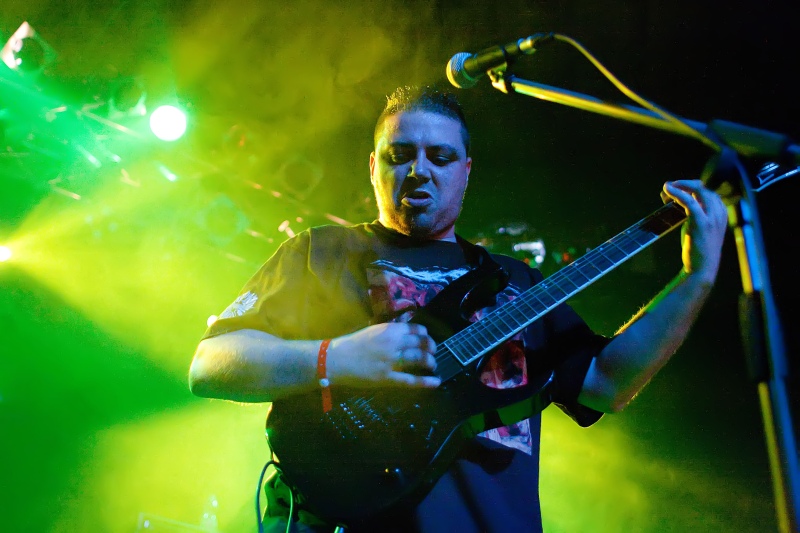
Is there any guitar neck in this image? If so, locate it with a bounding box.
[436,201,687,379]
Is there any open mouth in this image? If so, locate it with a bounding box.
[401,190,432,207]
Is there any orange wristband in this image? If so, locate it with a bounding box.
[317,339,332,413]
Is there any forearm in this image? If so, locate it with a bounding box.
[188,329,322,403]
[578,268,715,412]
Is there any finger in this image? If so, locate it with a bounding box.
[394,349,437,370]
[387,371,441,388]
[425,352,437,370]
[667,179,704,191]
[405,323,428,337]
[664,182,701,214]
[398,333,437,354]
[667,181,727,222]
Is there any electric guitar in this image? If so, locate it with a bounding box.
[262,198,695,527]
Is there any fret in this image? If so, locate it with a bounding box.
[504,308,526,328]
[614,235,641,254]
[442,343,469,366]
[471,324,492,345]
[589,248,615,270]
[448,335,481,364]
[571,261,597,280]
[480,317,508,341]
[494,311,517,330]
[602,242,627,263]
[564,269,589,286]
[570,259,597,285]
[526,295,548,314]
[533,288,558,307]
[553,277,578,296]
[515,296,543,317]
[630,228,657,246]
[502,304,529,330]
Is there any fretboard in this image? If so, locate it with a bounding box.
[435,201,687,380]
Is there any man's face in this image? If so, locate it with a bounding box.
[370,110,472,241]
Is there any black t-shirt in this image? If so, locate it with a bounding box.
[203,222,609,532]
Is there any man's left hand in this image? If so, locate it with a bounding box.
[661,179,728,284]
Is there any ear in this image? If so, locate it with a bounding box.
[465,156,472,186]
[369,151,376,185]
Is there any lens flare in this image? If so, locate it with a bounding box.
[149,105,187,141]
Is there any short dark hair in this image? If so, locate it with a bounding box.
[373,85,470,155]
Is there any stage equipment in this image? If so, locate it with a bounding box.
[0,22,57,74]
[447,32,800,533]
[471,220,546,266]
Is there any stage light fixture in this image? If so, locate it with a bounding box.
[1,22,57,74]
[149,105,187,141]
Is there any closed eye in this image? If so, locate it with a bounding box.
[431,156,455,166]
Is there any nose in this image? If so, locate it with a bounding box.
[408,153,431,180]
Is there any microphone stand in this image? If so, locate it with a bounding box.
[487,69,800,532]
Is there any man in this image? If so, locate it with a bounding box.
[189,86,728,532]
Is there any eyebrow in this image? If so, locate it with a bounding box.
[384,141,461,153]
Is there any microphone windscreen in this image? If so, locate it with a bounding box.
[446,52,479,89]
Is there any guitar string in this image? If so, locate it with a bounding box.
[440,216,669,365]
[446,232,638,355]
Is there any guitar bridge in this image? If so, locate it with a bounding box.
[324,397,389,440]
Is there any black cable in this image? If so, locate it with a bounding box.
[255,459,278,533]
[550,33,723,154]
[255,458,298,533]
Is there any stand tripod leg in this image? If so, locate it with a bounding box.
[729,198,800,533]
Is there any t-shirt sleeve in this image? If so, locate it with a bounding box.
[543,300,610,427]
[525,267,610,427]
[201,231,316,341]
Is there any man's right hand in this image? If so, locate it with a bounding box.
[327,322,441,388]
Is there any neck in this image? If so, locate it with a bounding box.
[377,219,457,242]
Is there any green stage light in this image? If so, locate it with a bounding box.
[149,105,187,142]
[0,246,12,262]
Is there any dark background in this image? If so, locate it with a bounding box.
[1,1,799,531]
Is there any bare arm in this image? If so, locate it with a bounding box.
[189,323,441,403]
[578,180,728,413]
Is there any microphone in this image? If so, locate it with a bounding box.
[446,33,553,89]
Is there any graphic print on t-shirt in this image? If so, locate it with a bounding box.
[366,259,534,455]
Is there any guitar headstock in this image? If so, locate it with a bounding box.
[754,161,800,192]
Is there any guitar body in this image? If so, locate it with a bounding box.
[266,362,553,526]
[265,201,691,526]
[266,260,554,526]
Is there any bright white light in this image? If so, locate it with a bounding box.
[513,239,546,265]
[149,105,187,142]
[206,315,218,327]
[0,246,12,262]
